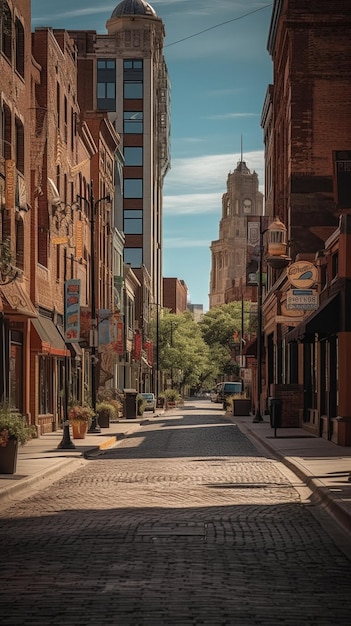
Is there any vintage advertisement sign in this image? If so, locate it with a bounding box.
[287,261,318,289]
[286,289,319,310]
[5,159,15,210]
[64,279,80,342]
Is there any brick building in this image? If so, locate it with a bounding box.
[259,0,351,445]
[0,0,35,417]
[163,278,188,314]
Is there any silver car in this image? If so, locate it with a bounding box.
[141,392,156,413]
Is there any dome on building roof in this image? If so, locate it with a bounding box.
[111,0,157,18]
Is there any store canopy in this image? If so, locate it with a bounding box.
[31,316,70,356]
[286,293,340,342]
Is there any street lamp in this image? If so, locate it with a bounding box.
[253,215,290,423]
[77,181,111,432]
[86,181,111,433]
[253,217,265,423]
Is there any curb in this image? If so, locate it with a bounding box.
[234,416,351,537]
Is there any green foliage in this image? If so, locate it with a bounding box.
[150,310,212,391]
[162,388,181,402]
[199,302,257,380]
[136,395,147,415]
[68,404,95,424]
[0,406,36,446]
[96,402,118,420]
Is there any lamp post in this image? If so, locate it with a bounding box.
[253,217,264,423]
[78,180,111,433]
[57,355,76,450]
[252,215,291,424]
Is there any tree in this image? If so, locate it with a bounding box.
[150,310,213,393]
[199,302,257,380]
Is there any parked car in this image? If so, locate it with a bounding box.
[141,393,156,413]
[217,381,244,408]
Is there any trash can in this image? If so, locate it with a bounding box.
[123,389,138,419]
[269,397,282,429]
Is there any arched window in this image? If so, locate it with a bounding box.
[15,18,24,77]
[1,2,12,62]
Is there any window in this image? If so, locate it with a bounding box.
[56,82,60,129]
[243,199,252,214]
[97,59,116,111]
[124,60,143,70]
[1,2,12,62]
[124,247,142,268]
[15,18,24,77]
[124,81,143,99]
[15,117,24,174]
[124,146,143,166]
[124,111,143,133]
[124,179,143,198]
[124,210,142,234]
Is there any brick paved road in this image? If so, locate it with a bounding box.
[0,401,350,625]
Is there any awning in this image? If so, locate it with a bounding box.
[31,316,70,356]
[0,282,37,317]
[286,294,340,342]
[68,342,82,359]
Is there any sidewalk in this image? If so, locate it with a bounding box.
[231,413,351,538]
[0,417,146,506]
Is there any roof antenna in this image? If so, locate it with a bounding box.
[240,134,243,162]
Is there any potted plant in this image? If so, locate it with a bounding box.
[163,388,181,409]
[136,394,147,416]
[0,406,36,474]
[68,404,95,439]
[96,402,117,428]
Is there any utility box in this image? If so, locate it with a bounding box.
[269,397,282,429]
[124,389,138,419]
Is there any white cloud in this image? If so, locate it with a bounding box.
[163,150,265,215]
[203,112,260,120]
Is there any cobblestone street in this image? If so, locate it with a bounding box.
[1,401,350,625]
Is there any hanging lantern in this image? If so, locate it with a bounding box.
[266,216,291,269]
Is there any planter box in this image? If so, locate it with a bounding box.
[232,399,251,416]
[0,439,18,474]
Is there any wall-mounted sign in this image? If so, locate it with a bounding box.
[64,279,81,342]
[287,289,319,310]
[287,261,318,288]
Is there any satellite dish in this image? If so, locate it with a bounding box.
[47,177,61,205]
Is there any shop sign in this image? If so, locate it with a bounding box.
[286,289,319,310]
[287,261,318,288]
[64,279,81,342]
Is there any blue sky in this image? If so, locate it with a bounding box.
[31,0,273,312]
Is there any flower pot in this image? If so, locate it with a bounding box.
[71,421,88,439]
[97,410,110,428]
[0,439,18,474]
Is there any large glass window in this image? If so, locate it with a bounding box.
[124,81,143,99]
[124,179,143,198]
[124,111,143,133]
[124,60,143,70]
[124,210,142,234]
[124,247,142,268]
[97,58,116,111]
[124,146,143,166]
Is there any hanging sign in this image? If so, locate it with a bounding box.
[287,261,318,288]
[64,279,81,342]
